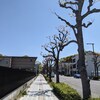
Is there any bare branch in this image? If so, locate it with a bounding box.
[53,35,59,51]
[44,46,56,60]
[52,48,57,60]
[61,40,78,50]
[59,0,78,5]
[72,27,77,38]
[82,21,92,28]
[57,29,68,41]
[50,42,56,45]
[55,13,77,37]
[43,54,53,58]
[44,47,53,53]
[88,0,93,11]
[55,13,74,28]
[82,8,100,19]
[59,1,77,13]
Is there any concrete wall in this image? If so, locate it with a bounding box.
[11,57,37,70]
[1,77,35,100]
[0,56,37,70]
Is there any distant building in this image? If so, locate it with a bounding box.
[0,57,11,68]
[59,51,100,77]
[0,56,37,72]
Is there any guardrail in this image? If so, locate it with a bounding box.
[1,77,36,100]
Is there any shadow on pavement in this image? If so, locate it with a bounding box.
[27,89,52,97]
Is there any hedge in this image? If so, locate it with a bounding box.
[43,75,100,100]
[88,98,100,100]
[51,82,81,100]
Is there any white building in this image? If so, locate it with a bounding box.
[60,51,100,77]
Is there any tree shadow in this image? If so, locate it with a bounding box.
[27,89,52,97]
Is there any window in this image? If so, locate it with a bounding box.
[73,64,76,68]
[6,61,8,64]
[72,59,75,63]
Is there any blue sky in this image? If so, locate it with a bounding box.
[0,0,100,62]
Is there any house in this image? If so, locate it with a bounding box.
[0,56,37,72]
[60,51,100,77]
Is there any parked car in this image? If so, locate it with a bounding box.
[74,74,81,78]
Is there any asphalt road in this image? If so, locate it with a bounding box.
[52,75,100,98]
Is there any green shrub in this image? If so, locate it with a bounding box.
[88,98,100,100]
[92,76,99,80]
[16,90,27,99]
[44,74,52,83]
[51,82,81,100]
[21,90,27,95]
[43,74,49,82]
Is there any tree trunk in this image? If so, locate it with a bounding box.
[77,20,91,99]
[47,62,48,77]
[56,60,59,83]
[94,61,97,77]
[49,65,52,82]
[78,45,91,99]
[96,67,99,77]
[95,66,97,77]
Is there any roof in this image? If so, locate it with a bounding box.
[0,56,37,59]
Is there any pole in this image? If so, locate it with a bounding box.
[87,43,96,76]
[87,43,94,53]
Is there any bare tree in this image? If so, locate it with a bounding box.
[43,27,74,83]
[55,0,100,99]
[42,55,49,77]
[42,54,54,82]
[42,58,48,75]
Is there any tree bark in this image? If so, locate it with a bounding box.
[77,19,91,99]
[49,64,52,82]
[96,66,99,77]
[78,40,91,99]
[47,62,49,77]
[94,59,97,77]
[56,60,59,83]
[95,65,97,77]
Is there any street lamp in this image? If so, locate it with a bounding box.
[87,43,97,77]
[87,43,94,53]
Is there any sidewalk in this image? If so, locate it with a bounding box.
[18,74,59,100]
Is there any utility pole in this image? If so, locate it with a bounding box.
[87,43,94,53]
[87,43,96,77]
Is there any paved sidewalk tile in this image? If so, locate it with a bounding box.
[18,74,59,100]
